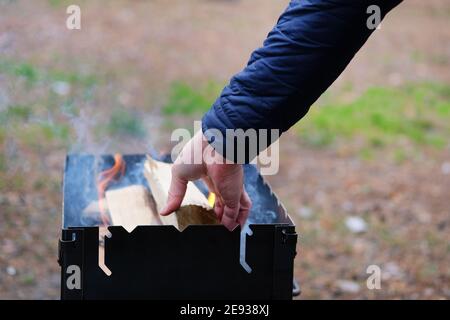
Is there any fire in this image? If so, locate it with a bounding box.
[97,153,126,225]
[208,192,216,208]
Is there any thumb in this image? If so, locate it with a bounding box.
[160,174,188,216]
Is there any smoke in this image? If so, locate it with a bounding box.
[59,90,166,227]
[63,105,111,155]
[62,101,165,156]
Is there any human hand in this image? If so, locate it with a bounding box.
[159,130,252,230]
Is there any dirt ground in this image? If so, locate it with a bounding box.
[0,0,449,299]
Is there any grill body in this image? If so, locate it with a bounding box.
[59,154,297,300]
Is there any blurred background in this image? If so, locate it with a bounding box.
[0,0,449,299]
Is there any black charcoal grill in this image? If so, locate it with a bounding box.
[59,154,298,300]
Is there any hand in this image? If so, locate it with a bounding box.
[159,130,252,230]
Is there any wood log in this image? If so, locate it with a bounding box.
[82,198,108,216]
[144,155,219,230]
[105,185,162,232]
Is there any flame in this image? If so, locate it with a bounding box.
[97,154,126,225]
[208,192,216,208]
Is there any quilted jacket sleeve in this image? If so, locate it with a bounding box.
[202,0,402,162]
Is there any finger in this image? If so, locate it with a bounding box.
[221,203,240,231]
[237,188,252,227]
[215,198,224,221]
[209,163,243,230]
[160,173,188,216]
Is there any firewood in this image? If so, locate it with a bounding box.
[82,198,108,216]
[105,185,162,232]
[144,155,219,230]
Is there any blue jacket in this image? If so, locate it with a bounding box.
[202,0,402,162]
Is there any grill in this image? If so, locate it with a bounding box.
[59,154,298,299]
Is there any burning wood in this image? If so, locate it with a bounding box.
[96,153,126,225]
[82,154,218,233]
[106,185,162,232]
[82,198,108,217]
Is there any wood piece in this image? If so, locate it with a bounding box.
[82,198,108,216]
[144,155,219,230]
[105,185,162,232]
[143,157,179,227]
[176,205,220,231]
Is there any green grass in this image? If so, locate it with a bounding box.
[20,273,36,286]
[13,63,38,85]
[0,171,25,192]
[162,81,222,116]
[0,58,98,89]
[0,58,101,149]
[108,109,145,138]
[0,61,39,86]
[49,70,97,88]
[296,83,450,149]
[48,0,82,8]
[0,105,33,125]
[161,81,449,152]
[13,122,71,150]
[0,154,6,173]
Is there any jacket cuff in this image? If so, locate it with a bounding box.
[201,99,278,164]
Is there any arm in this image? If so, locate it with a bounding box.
[202,0,402,161]
[161,0,403,230]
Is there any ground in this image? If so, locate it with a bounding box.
[0,0,449,299]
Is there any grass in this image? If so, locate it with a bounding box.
[48,0,83,8]
[49,70,97,88]
[0,59,98,89]
[162,81,449,152]
[108,109,145,138]
[162,81,222,116]
[13,63,38,85]
[2,57,449,155]
[0,126,4,172]
[0,171,25,192]
[0,154,6,173]
[0,61,40,86]
[296,83,450,149]
[0,105,33,125]
[20,273,36,286]
[15,122,71,150]
[0,58,101,152]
